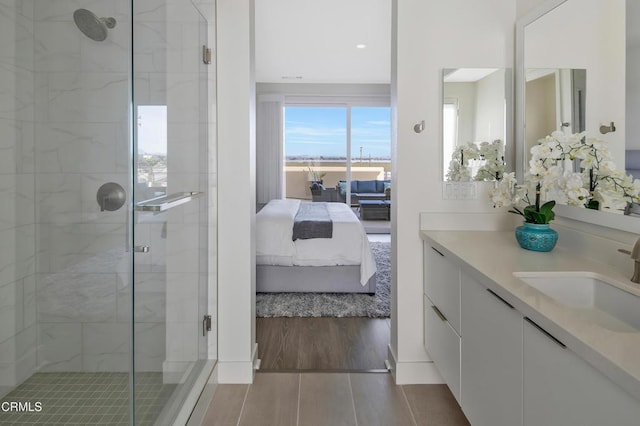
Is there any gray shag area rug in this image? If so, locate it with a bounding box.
[256,241,390,318]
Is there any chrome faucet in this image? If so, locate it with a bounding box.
[618,237,640,283]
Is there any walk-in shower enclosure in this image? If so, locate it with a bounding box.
[0,0,217,424]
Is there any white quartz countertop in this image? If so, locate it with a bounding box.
[420,230,640,401]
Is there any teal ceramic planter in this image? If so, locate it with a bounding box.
[515,222,558,252]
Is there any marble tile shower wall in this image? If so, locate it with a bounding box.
[0,0,37,399]
[33,0,135,374]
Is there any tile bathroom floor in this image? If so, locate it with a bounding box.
[0,372,175,425]
[202,372,470,426]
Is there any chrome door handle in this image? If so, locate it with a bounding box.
[134,246,150,253]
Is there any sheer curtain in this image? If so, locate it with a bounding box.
[256,95,284,205]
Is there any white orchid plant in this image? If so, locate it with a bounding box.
[490,131,640,224]
[566,135,640,209]
[446,140,505,182]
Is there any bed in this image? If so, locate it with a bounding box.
[256,199,377,293]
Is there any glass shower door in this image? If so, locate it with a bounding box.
[132,1,212,424]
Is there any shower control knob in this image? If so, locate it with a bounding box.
[96,182,126,212]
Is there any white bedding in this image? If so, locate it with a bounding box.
[256,199,377,285]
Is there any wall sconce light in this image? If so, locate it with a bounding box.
[599,122,616,134]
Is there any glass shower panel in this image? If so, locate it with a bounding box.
[132,1,211,424]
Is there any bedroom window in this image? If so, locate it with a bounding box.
[284,104,391,204]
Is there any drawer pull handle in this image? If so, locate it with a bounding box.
[431,305,448,322]
[431,246,444,257]
[525,317,566,349]
[486,288,515,309]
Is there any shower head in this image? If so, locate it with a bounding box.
[73,8,116,42]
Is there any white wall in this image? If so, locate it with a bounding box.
[392,0,515,383]
[475,69,507,143]
[216,0,257,383]
[443,83,476,146]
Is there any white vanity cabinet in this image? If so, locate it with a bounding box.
[460,271,523,426]
[422,232,640,426]
[423,242,461,402]
[523,318,640,426]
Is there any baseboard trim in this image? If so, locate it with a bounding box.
[387,344,444,384]
[217,343,258,384]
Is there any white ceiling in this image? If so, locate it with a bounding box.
[254,0,391,84]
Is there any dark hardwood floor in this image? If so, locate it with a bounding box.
[256,317,390,371]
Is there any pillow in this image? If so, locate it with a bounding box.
[350,180,358,192]
[383,182,391,191]
[357,180,377,193]
[338,181,347,193]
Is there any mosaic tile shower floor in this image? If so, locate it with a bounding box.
[0,372,176,425]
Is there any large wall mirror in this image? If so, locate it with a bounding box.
[442,68,512,182]
[516,0,640,232]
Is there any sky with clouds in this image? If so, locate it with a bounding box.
[285,106,391,158]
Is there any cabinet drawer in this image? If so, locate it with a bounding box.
[424,295,461,404]
[424,242,460,333]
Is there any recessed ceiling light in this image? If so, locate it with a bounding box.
[356,44,367,49]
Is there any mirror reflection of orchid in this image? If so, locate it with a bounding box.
[446,140,505,182]
[490,132,640,221]
[533,132,640,210]
[566,134,640,209]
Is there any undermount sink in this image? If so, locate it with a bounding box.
[514,272,640,333]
